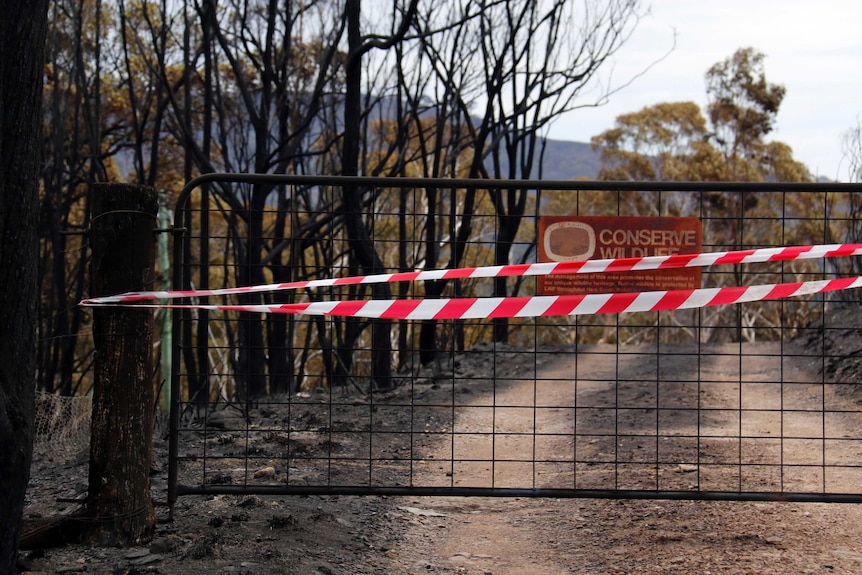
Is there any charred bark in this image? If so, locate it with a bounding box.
[87,183,158,546]
[0,0,48,570]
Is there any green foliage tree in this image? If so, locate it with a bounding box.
[706,47,787,180]
[592,101,727,182]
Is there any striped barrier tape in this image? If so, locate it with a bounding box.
[81,243,862,305]
[80,276,862,319]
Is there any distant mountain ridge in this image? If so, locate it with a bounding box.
[486,139,601,180]
[536,139,601,180]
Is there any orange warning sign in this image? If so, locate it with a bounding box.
[538,216,702,295]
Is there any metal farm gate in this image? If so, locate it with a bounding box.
[166,175,862,507]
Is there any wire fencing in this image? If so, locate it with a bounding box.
[162,176,862,503]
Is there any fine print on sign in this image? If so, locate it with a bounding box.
[538,216,702,295]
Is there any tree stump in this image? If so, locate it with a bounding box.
[87,183,158,545]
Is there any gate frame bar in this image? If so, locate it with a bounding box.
[167,174,862,511]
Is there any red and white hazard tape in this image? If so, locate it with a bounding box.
[86,276,862,320]
[81,243,862,305]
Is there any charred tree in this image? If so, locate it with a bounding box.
[342,0,392,389]
[0,0,48,571]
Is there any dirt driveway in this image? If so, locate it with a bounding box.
[387,343,862,574]
[22,341,862,574]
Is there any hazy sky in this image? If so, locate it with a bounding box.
[546,0,862,181]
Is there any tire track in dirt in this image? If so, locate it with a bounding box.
[393,343,862,574]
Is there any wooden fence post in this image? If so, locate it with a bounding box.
[87,183,158,545]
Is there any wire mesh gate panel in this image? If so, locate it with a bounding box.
[167,175,862,505]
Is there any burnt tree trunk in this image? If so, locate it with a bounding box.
[342,0,392,389]
[87,183,158,545]
[0,0,48,570]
